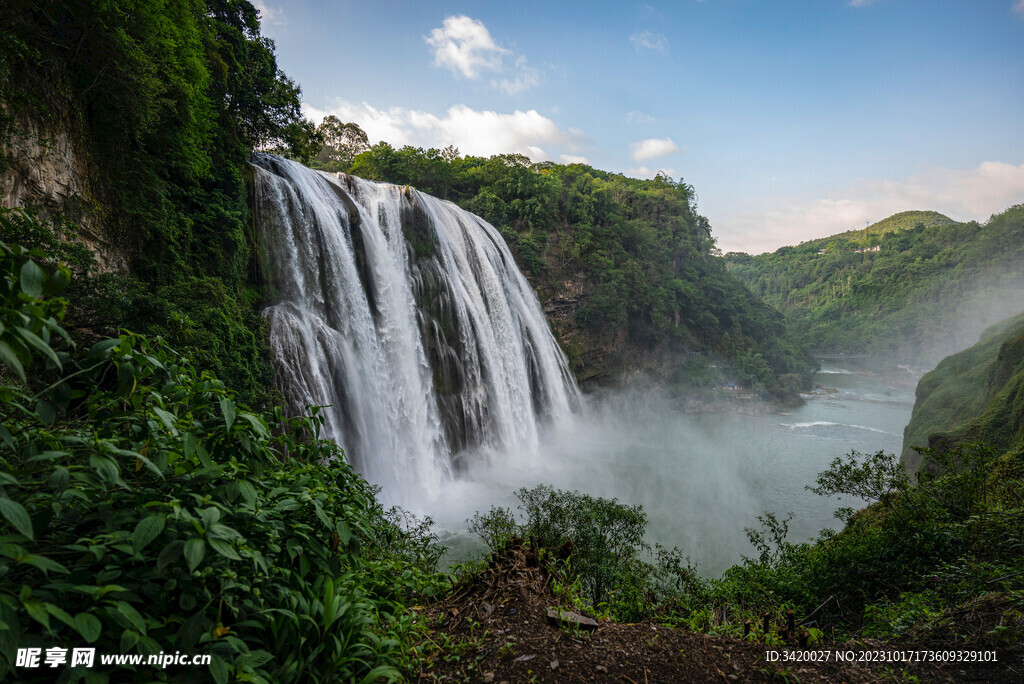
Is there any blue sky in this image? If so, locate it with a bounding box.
[256,0,1024,253]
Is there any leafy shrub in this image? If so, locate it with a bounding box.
[704,445,1024,641]
[470,485,701,621]
[0,238,445,681]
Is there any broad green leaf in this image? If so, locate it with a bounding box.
[34,400,56,426]
[0,543,24,559]
[86,338,121,359]
[209,655,230,684]
[274,498,301,512]
[336,520,352,545]
[132,515,165,552]
[13,327,61,369]
[89,454,120,483]
[183,432,198,458]
[156,540,184,572]
[208,523,242,541]
[49,466,70,491]
[359,665,402,684]
[0,497,33,540]
[74,613,102,642]
[28,450,70,462]
[207,537,241,561]
[184,538,205,572]
[96,584,128,599]
[220,398,236,429]
[0,340,26,381]
[236,480,257,507]
[45,603,77,629]
[238,412,268,438]
[44,265,70,294]
[23,599,50,629]
[121,629,140,652]
[132,452,164,479]
[0,424,15,451]
[18,554,69,575]
[200,507,221,529]
[152,407,178,434]
[246,650,274,668]
[19,260,45,297]
[114,601,146,633]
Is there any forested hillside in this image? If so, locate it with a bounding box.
[724,207,1024,367]
[347,145,814,402]
[902,309,1024,473]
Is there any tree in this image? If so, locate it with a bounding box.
[315,116,369,170]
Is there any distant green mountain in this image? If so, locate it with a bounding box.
[902,310,1024,473]
[723,205,1024,367]
[852,210,957,237]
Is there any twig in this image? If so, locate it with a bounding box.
[987,569,1024,584]
[799,595,836,626]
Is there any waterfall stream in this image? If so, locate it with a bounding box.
[251,154,580,503]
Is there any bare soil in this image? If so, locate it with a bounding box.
[411,545,1023,683]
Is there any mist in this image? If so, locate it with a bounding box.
[922,276,1024,367]
[405,369,915,576]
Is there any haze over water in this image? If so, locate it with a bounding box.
[429,367,915,576]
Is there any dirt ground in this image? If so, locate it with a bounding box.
[411,544,1023,683]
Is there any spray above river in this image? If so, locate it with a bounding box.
[251,154,580,503]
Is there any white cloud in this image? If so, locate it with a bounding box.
[713,161,1024,254]
[1013,0,1024,17]
[630,137,682,162]
[425,15,508,79]
[560,154,589,165]
[626,110,656,125]
[492,56,540,95]
[849,0,881,7]
[630,31,668,52]
[304,101,581,163]
[425,15,539,93]
[627,166,676,180]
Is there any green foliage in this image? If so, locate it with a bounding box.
[704,443,1024,642]
[468,506,519,553]
[724,206,1024,365]
[2,209,275,405]
[0,240,447,681]
[350,144,814,402]
[0,238,71,384]
[470,486,702,622]
[309,116,370,172]
[903,310,1024,474]
[516,485,649,610]
[2,1,321,405]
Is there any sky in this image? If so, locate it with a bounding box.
[255,0,1024,254]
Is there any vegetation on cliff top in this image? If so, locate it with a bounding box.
[724,206,1024,366]
[346,144,815,403]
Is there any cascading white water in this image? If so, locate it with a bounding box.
[251,154,580,503]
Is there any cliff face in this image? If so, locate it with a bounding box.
[540,273,685,389]
[902,310,1024,474]
[0,116,126,272]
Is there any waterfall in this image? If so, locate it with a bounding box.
[251,154,580,501]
